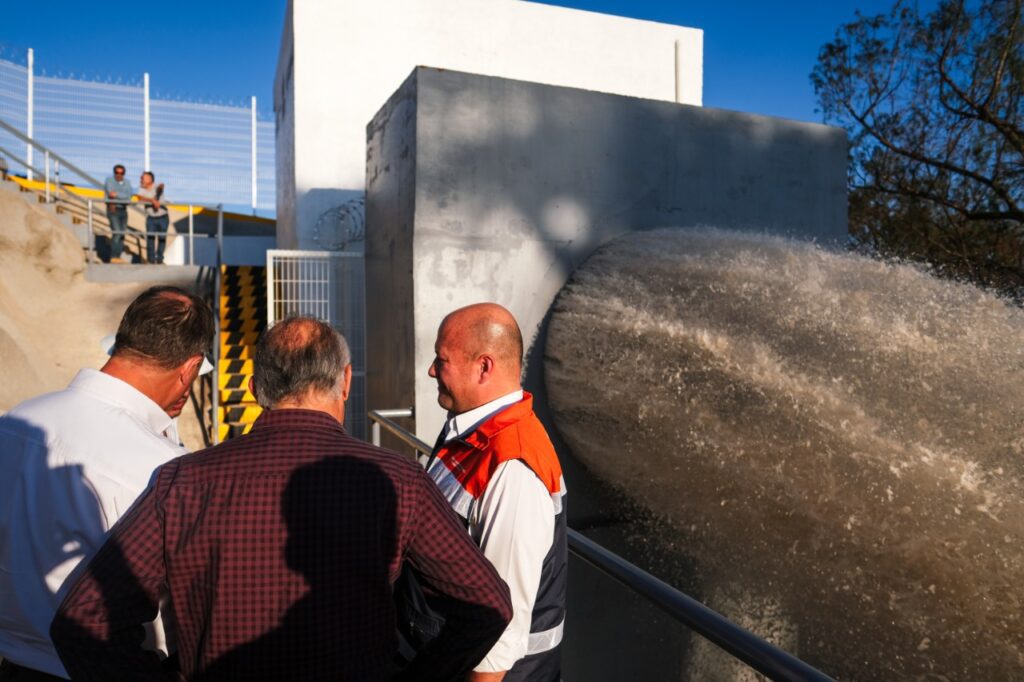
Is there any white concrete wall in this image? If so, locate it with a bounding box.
[276,0,703,249]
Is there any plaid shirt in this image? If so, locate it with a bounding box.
[51,409,512,681]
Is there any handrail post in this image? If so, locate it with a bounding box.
[87,198,94,260]
[217,204,224,263]
[212,266,221,446]
[44,150,50,203]
[211,203,224,446]
[26,48,33,180]
[188,205,194,266]
[371,421,381,447]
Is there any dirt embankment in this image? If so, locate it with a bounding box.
[0,186,206,450]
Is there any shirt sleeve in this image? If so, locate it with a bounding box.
[398,467,513,682]
[50,464,175,681]
[471,459,555,673]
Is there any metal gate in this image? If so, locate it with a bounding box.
[266,250,366,439]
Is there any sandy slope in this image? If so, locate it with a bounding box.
[0,185,206,450]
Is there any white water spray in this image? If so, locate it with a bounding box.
[545,227,1024,679]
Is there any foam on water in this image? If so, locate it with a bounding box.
[545,227,1024,679]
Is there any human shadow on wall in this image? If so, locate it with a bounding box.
[1,415,174,674]
[197,456,399,681]
[0,417,108,640]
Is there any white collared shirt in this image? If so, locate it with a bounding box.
[0,369,186,676]
[438,390,558,673]
[442,389,523,444]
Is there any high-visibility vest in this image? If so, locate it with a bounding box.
[425,393,567,675]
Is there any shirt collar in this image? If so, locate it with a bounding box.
[69,369,174,439]
[445,389,523,442]
[251,407,347,434]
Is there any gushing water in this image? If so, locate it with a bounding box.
[545,227,1024,680]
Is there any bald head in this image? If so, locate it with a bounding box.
[441,303,523,371]
[253,317,352,412]
[429,303,523,413]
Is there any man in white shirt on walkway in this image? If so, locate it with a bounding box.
[401,303,567,681]
[0,285,214,680]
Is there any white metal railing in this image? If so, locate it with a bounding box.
[83,197,213,266]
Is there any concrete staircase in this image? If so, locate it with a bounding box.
[216,265,266,441]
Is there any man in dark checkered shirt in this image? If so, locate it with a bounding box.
[51,317,512,681]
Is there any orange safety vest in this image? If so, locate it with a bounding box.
[427,392,565,520]
[424,392,567,680]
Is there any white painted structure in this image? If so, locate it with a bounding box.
[274,0,704,249]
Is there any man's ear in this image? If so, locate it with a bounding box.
[341,364,353,401]
[478,354,495,384]
[248,376,256,397]
[180,355,204,383]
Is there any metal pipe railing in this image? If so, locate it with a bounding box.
[0,116,104,188]
[2,117,100,188]
[211,204,224,445]
[366,408,836,682]
[369,408,417,454]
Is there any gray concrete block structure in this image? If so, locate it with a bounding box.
[365,66,847,443]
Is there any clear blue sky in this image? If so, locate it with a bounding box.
[2,0,929,123]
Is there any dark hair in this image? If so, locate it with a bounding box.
[253,317,350,408]
[113,286,213,368]
[142,171,155,182]
[113,164,125,174]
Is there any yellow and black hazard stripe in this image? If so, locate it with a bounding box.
[215,265,267,442]
[219,359,253,376]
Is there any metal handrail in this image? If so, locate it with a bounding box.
[367,408,835,682]
[368,408,421,454]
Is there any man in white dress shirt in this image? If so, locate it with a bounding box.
[402,303,567,681]
[0,285,213,680]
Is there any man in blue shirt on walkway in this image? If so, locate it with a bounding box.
[100,163,133,263]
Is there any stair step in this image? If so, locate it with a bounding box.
[219,404,262,423]
[220,345,254,360]
[220,331,259,346]
[219,358,253,375]
[218,421,254,440]
[220,387,256,404]
[220,318,264,334]
[218,373,250,390]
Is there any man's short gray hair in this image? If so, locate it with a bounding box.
[252,317,351,408]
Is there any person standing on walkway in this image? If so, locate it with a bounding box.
[138,171,168,264]
[100,164,133,263]
[0,286,214,680]
[402,303,568,681]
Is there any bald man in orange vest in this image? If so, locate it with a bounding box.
[402,303,567,681]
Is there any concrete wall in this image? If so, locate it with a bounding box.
[276,0,703,249]
[273,1,297,250]
[366,67,848,443]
